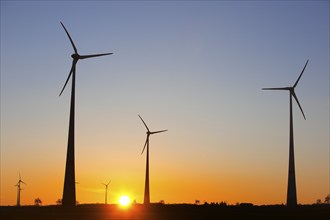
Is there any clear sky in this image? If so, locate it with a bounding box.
[1,0,329,206]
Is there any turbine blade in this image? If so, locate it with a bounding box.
[141,136,149,155]
[79,53,113,59]
[262,87,290,91]
[292,91,306,120]
[138,115,150,132]
[107,180,111,185]
[293,59,309,88]
[60,22,78,54]
[151,130,168,134]
[59,60,76,96]
[21,181,26,185]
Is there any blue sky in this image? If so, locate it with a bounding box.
[1,1,329,205]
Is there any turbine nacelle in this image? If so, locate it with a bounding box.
[71,53,80,59]
[102,180,111,188]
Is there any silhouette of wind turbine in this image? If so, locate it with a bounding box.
[15,173,26,207]
[59,22,112,207]
[138,115,167,204]
[263,60,308,208]
[102,180,111,205]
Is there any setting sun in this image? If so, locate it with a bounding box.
[118,195,131,207]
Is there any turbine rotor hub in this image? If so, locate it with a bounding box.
[71,53,80,59]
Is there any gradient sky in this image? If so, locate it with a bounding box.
[1,1,329,206]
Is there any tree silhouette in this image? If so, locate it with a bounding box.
[219,201,227,206]
[56,199,62,205]
[325,194,330,204]
[34,198,42,206]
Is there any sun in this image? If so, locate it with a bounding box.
[119,195,131,207]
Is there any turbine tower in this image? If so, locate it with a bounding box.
[15,173,26,207]
[138,115,167,204]
[59,22,112,207]
[102,180,111,204]
[263,60,308,207]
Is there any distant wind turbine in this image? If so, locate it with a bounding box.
[59,22,113,207]
[102,180,111,205]
[263,60,308,208]
[15,173,26,207]
[138,115,167,204]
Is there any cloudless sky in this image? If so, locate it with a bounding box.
[1,0,329,206]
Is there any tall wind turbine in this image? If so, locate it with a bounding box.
[138,115,167,204]
[59,22,112,207]
[263,60,308,207]
[14,173,26,207]
[102,180,111,205]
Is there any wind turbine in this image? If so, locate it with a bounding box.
[138,115,167,204]
[102,180,111,205]
[14,173,26,207]
[59,22,113,207]
[263,60,308,207]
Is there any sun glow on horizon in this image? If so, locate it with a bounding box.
[118,195,131,207]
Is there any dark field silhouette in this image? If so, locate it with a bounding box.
[1,204,329,220]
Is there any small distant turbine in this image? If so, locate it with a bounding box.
[138,115,167,205]
[59,22,113,207]
[263,60,308,207]
[15,173,26,207]
[102,180,111,205]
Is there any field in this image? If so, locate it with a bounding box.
[1,204,329,220]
